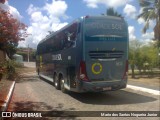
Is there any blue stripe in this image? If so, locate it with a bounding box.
[85,36,127,42]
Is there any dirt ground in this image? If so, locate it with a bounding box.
[128,75,160,89]
[16,67,36,74]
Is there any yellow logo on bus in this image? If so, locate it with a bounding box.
[40,56,43,68]
[91,63,102,74]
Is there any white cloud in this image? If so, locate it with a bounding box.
[51,22,68,31]
[137,8,156,29]
[137,18,145,24]
[43,0,68,18]
[83,0,131,8]
[30,11,49,23]
[0,2,22,20]
[138,18,155,31]
[139,32,154,45]
[83,0,98,8]
[19,0,68,48]
[128,26,136,40]
[26,4,40,15]
[123,4,137,19]
[142,32,154,41]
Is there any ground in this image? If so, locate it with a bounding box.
[0,63,159,120]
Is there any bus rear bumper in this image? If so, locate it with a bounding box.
[77,80,127,93]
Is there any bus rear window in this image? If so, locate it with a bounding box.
[85,19,127,37]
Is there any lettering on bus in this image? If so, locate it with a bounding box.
[52,54,62,61]
[112,24,122,30]
[86,23,123,30]
[99,37,116,41]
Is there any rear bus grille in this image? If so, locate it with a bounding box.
[89,51,124,60]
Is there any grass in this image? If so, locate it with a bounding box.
[128,69,160,76]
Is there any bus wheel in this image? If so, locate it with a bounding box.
[53,74,56,86]
[60,77,67,93]
[54,75,60,90]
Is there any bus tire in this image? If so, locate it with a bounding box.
[53,73,56,86]
[60,77,67,93]
[54,75,60,90]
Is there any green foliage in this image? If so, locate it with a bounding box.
[129,40,142,77]
[30,51,36,59]
[4,60,16,80]
[138,0,160,41]
[106,7,122,17]
[0,61,7,80]
[129,49,136,78]
[0,60,17,80]
[141,44,159,68]
[0,42,18,59]
[0,7,28,59]
[129,40,159,77]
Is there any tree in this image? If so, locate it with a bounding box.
[141,43,159,69]
[0,8,27,44]
[129,49,136,78]
[129,39,159,78]
[0,8,28,58]
[135,50,144,74]
[137,0,160,42]
[106,7,122,17]
[0,0,7,4]
[129,40,143,78]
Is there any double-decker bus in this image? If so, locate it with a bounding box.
[36,15,129,93]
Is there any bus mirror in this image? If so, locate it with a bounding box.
[68,36,71,41]
[65,31,73,41]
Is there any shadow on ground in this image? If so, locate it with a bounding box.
[15,75,39,83]
[39,76,157,106]
[68,90,157,105]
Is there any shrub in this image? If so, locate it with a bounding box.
[0,60,17,80]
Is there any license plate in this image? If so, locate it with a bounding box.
[103,87,112,91]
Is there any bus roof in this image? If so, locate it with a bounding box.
[82,15,124,20]
[37,15,125,46]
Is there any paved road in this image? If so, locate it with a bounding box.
[23,62,36,68]
[7,70,159,120]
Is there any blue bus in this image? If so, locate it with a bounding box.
[36,15,129,93]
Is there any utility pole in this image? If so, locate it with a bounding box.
[28,44,30,62]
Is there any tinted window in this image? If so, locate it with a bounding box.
[37,22,78,54]
[62,22,78,49]
[85,19,127,37]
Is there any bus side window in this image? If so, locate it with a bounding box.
[63,23,78,49]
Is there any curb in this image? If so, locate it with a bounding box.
[127,84,160,96]
[0,81,15,112]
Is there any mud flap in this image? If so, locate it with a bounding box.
[67,66,76,88]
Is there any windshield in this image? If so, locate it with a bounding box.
[85,18,128,39]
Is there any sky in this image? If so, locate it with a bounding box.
[0,0,155,48]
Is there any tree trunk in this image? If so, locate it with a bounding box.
[140,69,142,74]
[0,74,2,81]
[131,66,135,78]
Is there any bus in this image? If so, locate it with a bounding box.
[36,15,129,93]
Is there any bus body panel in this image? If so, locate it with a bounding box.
[85,41,127,82]
[36,15,129,93]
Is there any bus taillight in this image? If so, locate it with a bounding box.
[79,61,90,82]
[122,60,128,80]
